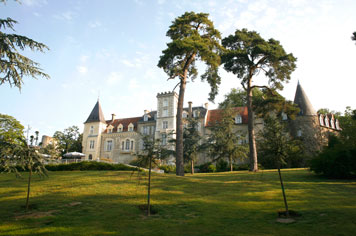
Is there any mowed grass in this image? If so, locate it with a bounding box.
[0,169,355,236]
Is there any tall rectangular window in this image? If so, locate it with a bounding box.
[162,121,168,129]
[162,108,168,117]
[143,126,148,135]
[90,126,94,135]
[106,140,112,151]
[89,140,95,149]
[161,134,167,145]
[163,99,168,107]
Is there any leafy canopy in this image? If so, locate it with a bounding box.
[158,12,223,101]
[0,8,49,90]
[222,28,296,91]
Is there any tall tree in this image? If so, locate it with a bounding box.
[207,108,248,172]
[221,28,297,171]
[183,117,203,174]
[53,126,81,156]
[0,113,25,145]
[0,1,49,90]
[158,12,222,176]
[219,88,263,109]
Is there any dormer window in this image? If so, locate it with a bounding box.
[319,115,324,126]
[193,110,199,118]
[281,112,288,121]
[182,111,188,118]
[118,124,123,132]
[235,115,242,124]
[324,117,329,127]
[107,125,113,133]
[128,123,134,132]
[335,120,340,130]
[330,118,335,129]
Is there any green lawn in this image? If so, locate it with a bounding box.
[0,169,355,236]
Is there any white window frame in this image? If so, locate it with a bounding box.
[161,134,167,145]
[125,139,130,150]
[144,115,148,122]
[128,123,134,132]
[235,115,242,124]
[89,140,95,149]
[163,99,168,107]
[162,121,168,129]
[106,140,113,151]
[162,108,168,117]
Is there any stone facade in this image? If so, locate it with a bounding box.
[81,83,341,164]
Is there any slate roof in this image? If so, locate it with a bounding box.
[205,107,248,127]
[105,117,142,132]
[85,101,106,124]
[293,82,317,116]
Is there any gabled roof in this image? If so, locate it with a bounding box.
[205,107,248,127]
[293,82,317,116]
[85,101,106,124]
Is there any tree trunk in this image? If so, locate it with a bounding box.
[230,156,233,172]
[191,159,194,174]
[247,82,258,172]
[176,78,186,176]
[147,156,152,216]
[278,167,289,217]
[26,165,32,211]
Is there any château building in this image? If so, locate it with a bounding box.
[82,83,341,164]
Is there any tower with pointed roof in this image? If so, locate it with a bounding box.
[82,100,107,160]
[290,82,324,154]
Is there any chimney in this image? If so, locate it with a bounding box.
[144,110,149,115]
[204,102,209,110]
[188,101,193,117]
[111,113,116,121]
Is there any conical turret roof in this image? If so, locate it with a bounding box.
[293,82,317,116]
[85,100,106,123]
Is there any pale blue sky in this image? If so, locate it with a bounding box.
[1,0,355,138]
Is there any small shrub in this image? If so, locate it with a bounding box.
[159,165,176,173]
[310,145,356,178]
[45,161,136,171]
[216,159,228,172]
[197,162,216,173]
[233,163,249,171]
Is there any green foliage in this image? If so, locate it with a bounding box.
[196,162,216,173]
[216,159,228,172]
[158,11,223,101]
[310,107,356,178]
[158,164,176,173]
[45,161,136,171]
[0,113,25,145]
[0,2,49,90]
[253,89,300,120]
[257,116,304,169]
[207,108,248,170]
[53,126,82,156]
[219,88,263,108]
[222,28,297,91]
[317,108,341,118]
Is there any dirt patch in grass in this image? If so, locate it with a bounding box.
[15,210,59,220]
[138,204,158,215]
[276,210,301,223]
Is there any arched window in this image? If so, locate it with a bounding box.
[235,115,242,124]
[131,140,134,150]
[335,120,340,130]
[89,154,92,160]
[121,141,124,150]
[330,119,335,129]
[182,111,188,118]
[125,139,130,150]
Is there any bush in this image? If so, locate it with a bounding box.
[45,161,136,171]
[233,163,249,171]
[310,145,356,179]
[159,165,176,173]
[197,162,216,173]
[216,159,228,172]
